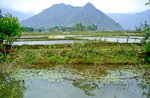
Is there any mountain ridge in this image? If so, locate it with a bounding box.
[21,3,123,31]
[0,8,34,22]
[107,9,150,30]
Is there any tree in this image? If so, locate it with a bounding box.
[136,21,150,43]
[75,23,84,31]
[0,9,3,44]
[0,9,3,20]
[87,25,92,31]
[91,24,98,31]
[0,11,22,55]
[22,27,34,32]
[145,0,150,5]
[136,1,150,63]
[49,27,55,32]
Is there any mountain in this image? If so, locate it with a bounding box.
[21,3,123,31]
[0,8,34,22]
[108,9,150,30]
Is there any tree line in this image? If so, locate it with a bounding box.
[23,23,98,32]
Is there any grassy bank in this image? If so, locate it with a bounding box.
[21,31,145,39]
[8,40,144,66]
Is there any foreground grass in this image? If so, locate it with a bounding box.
[10,40,144,65]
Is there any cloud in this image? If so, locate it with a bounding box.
[0,0,149,14]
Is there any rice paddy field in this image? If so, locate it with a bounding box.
[0,31,150,98]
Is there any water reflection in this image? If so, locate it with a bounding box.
[138,72,150,97]
[71,76,150,98]
[62,65,150,98]
[0,73,26,98]
[72,81,99,96]
[13,36,144,45]
[0,65,150,98]
[13,40,82,45]
[77,36,142,43]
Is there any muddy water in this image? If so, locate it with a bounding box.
[0,64,150,98]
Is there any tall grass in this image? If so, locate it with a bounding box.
[13,41,142,65]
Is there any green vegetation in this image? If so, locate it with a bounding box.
[136,21,150,43]
[21,31,145,38]
[23,23,98,32]
[49,26,76,32]
[145,0,150,5]
[75,23,98,31]
[136,20,150,64]
[7,41,142,65]
[22,27,46,32]
[0,2,150,98]
[0,10,22,62]
[0,74,26,98]
[19,30,145,42]
[22,27,34,32]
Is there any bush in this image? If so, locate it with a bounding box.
[136,21,150,64]
[0,10,22,62]
[144,42,150,63]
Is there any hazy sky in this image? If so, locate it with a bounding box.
[0,0,149,14]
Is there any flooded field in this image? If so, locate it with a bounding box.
[13,40,81,45]
[1,64,150,98]
[14,36,144,45]
[1,32,150,98]
[76,36,142,43]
